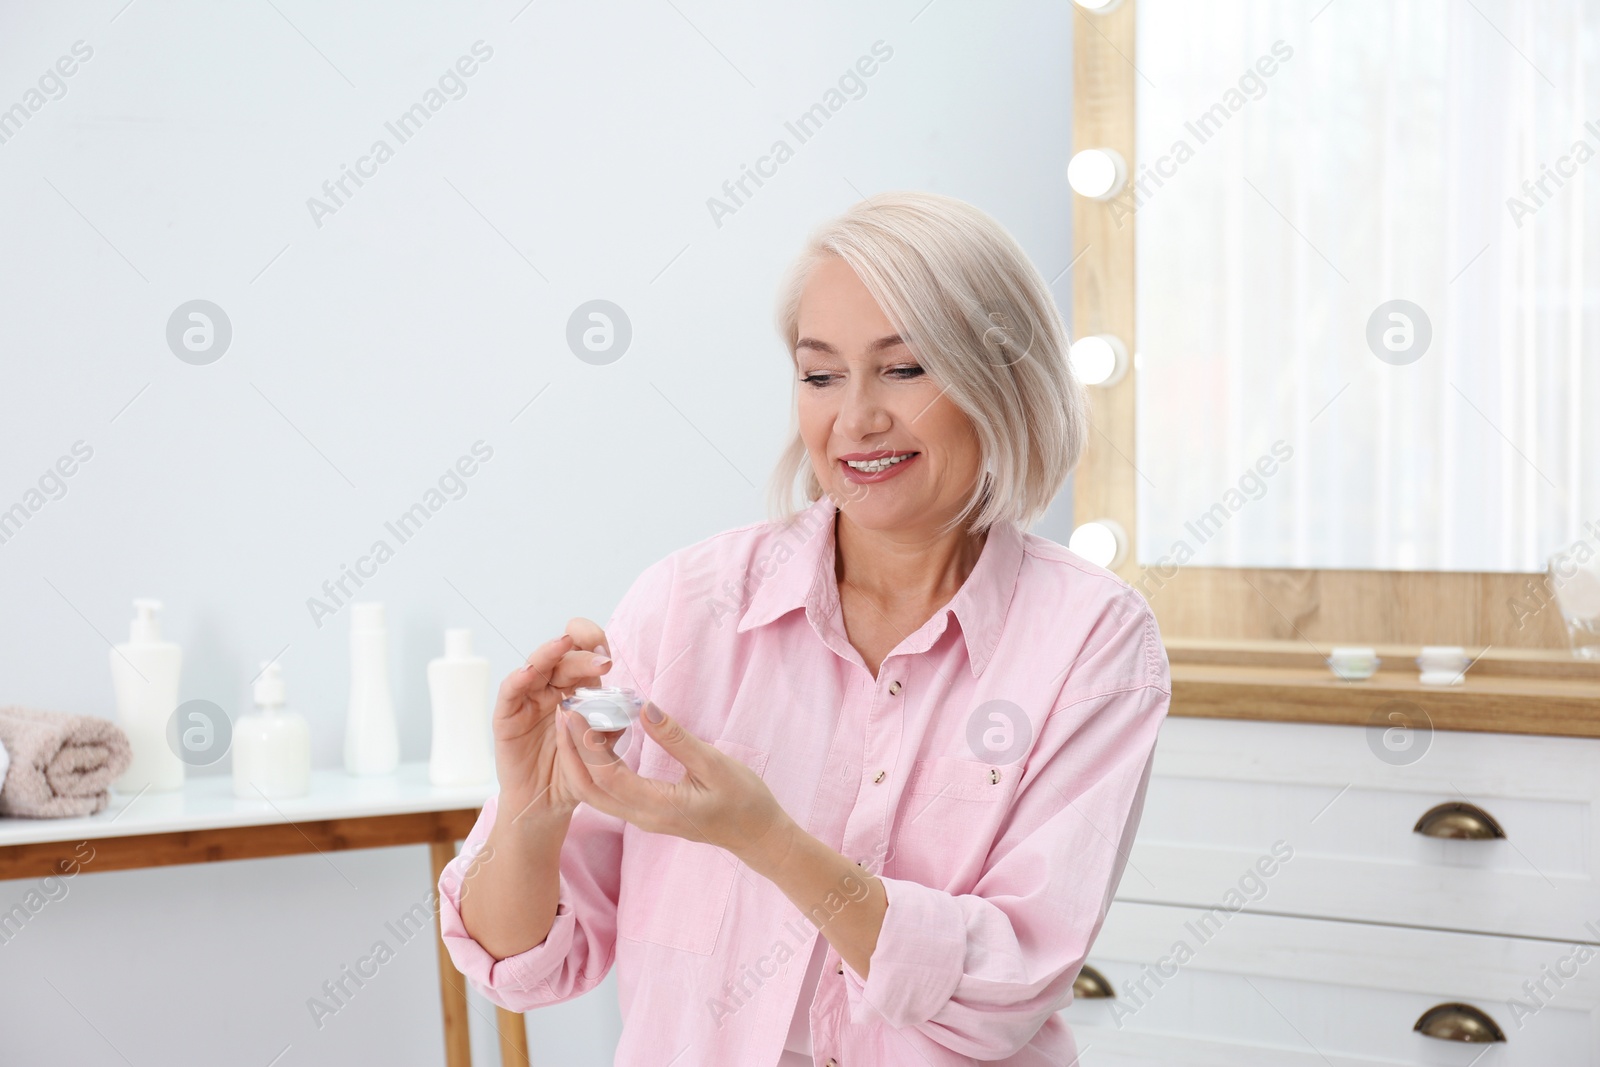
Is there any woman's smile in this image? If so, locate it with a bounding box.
[837,449,921,483]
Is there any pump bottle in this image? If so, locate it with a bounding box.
[233,661,311,799]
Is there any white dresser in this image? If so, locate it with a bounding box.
[1062,716,1600,1064]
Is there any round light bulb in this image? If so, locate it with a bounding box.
[1069,519,1128,570]
[1067,148,1127,200]
[1070,334,1128,387]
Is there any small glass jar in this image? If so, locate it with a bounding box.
[1549,552,1600,660]
[560,686,642,732]
[1416,646,1470,686]
[1327,646,1379,681]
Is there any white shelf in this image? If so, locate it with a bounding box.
[0,762,497,848]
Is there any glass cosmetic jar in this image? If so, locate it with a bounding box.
[560,686,643,732]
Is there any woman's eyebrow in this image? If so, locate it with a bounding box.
[795,333,906,355]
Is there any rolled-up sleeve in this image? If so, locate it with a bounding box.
[435,556,676,1012]
[436,795,620,1011]
[843,597,1170,1059]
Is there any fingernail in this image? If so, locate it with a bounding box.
[644,701,664,724]
[590,655,612,669]
[594,643,608,657]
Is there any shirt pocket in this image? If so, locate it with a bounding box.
[616,737,769,956]
[892,756,1020,888]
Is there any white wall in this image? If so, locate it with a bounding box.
[0,1,1074,1062]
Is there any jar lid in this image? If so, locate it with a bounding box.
[1416,645,1470,668]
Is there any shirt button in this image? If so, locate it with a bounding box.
[826,1060,838,1067]
[836,962,844,974]
[873,770,886,784]
[888,680,902,695]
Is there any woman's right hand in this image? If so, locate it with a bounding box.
[492,619,614,827]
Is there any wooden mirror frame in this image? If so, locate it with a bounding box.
[1069,0,1568,650]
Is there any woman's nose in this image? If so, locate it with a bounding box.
[837,380,892,438]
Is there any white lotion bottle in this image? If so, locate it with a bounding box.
[345,602,400,775]
[233,661,311,799]
[427,628,493,786]
[110,598,184,793]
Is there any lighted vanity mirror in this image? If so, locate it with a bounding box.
[1132,0,1599,573]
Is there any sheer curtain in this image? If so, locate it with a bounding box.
[1135,0,1599,571]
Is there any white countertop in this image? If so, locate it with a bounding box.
[0,762,498,848]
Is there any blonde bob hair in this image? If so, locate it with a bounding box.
[767,190,1087,535]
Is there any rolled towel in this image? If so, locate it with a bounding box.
[0,706,133,818]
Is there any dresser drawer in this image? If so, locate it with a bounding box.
[1065,901,1599,1065]
[1122,718,1600,942]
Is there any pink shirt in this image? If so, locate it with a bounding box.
[437,493,1171,1065]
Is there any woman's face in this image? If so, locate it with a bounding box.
[794,255,983,536]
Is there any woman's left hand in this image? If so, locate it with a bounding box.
[554,699,797,870]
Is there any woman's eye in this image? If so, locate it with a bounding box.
[888,364,925,379]
[800,373,835,387]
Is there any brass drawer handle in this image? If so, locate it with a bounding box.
[1413,801,1505,840]
[1414,1002,1507,1043]
[1073,964,1115,1000]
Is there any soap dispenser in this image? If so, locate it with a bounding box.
[110,598,184,793]
[427,628,493,786]
[233,661,311,799]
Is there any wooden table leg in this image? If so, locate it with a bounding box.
[429,841,473,1067]
[497,1006,531,1067]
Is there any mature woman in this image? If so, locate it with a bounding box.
[438,191,1171,1065]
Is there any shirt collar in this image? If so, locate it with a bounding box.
[735,493,1025,678]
